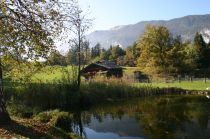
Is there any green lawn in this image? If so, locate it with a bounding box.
[134,80,210,91]
[32,66,77,82]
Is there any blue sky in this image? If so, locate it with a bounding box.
[79,0,210,31]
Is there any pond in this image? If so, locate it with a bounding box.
[73,95,210,139]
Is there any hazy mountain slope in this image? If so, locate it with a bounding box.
[87,14,210,49]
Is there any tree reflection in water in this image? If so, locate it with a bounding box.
[73,95,210,139]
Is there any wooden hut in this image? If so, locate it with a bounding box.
[81,61,123,79]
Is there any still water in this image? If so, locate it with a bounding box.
[74,95,210,139]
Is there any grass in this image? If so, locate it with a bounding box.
[122,67,210,91]
[134,80,210,91]
[31,66,76,82]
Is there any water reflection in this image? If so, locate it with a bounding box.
[75,95,210,139]
[84,128,144,139]
[84,114,145,138]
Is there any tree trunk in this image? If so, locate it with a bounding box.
[77,44,81,88]
[77,24,81,89]
[0,57,11,124]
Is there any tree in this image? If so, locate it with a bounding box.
[100,47,111,60]
[166,35,185,75]
[81,40,91,65]
[66,40,90,66]
[183,42,197,74]
[137,25,173,77]
[91,43,101,59]
[0,0,64,123]
[194,32,210,68]
[124,42,139,66]
[108,45,125,62]
[66,47,77,65]
[111,45,125,59]
[48,50,67,66]
[67,2,92,88]
[99,48,107,60]
[124,48,135,66]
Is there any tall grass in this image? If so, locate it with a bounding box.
[5,66,80,117]
[4,70,199,118]
[79,76,188,106]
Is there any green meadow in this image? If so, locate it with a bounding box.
[31,66,210,91]
[134,81,210,91]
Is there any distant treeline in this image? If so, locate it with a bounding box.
[47,25,210,78]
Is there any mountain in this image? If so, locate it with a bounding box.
[87,14,210,49]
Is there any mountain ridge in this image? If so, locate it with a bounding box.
[87,14,210,49]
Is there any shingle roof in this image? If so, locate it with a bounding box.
[95,60,122,69]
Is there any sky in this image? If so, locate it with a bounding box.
[79,0,210,31]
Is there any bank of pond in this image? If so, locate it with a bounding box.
[3,81,210,138]
[3,95,210,139]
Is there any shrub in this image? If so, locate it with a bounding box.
[33,110,60,123]
[52,112,73,132]
[34,110,73,132]
[7,103,34,118]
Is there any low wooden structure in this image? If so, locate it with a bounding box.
[81,61,123,79]
[134,71,150,82]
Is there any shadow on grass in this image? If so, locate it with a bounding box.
[0,120,71,139]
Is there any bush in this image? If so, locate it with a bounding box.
[34,110,73,132]
[7,103,34,118]
[33,110,60,123]
[52,112,73,132]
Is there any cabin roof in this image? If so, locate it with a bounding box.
[81,60,122,74]
[94,61,122,69]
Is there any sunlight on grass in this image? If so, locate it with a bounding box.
[134,80,210,91]
[31,66,77,82]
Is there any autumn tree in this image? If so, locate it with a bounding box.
[137,25,173,77]
[124,42,140,66]
[0,0,65,123]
